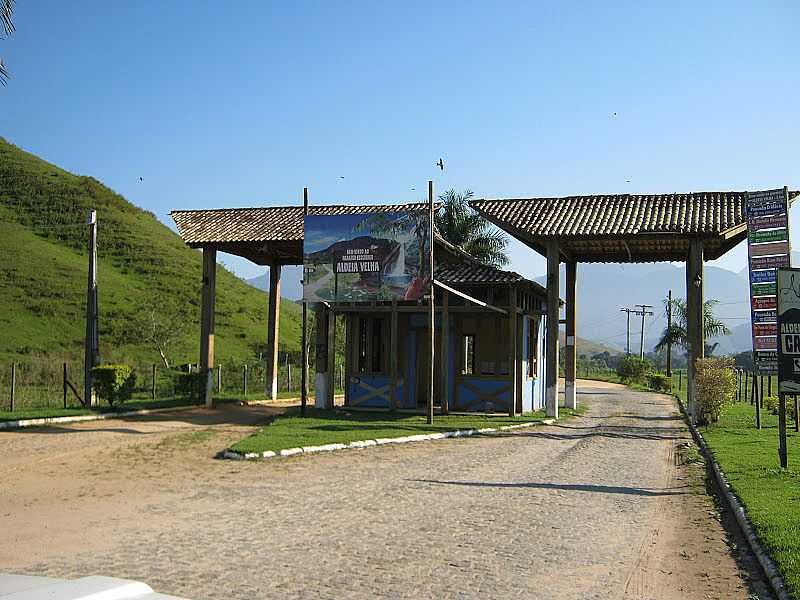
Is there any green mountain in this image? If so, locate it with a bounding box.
[0,137,301,367]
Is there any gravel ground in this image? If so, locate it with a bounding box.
[1,382,772,599]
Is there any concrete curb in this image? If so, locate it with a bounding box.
[221,418,557,461]
[0,405,202,431]
[676,396,790,600]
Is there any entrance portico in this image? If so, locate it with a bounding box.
[472,190,799,422]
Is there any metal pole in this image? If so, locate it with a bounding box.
[427,180,435,425]
[84,210,99,407]
[779,392,788,468]
[666,290,673,377]
[10,363,15,412]
[217,364,222,394]
[635,304,653,361]
[151,364,157,400]
[755,374,761,429]
[243,364,248,398]
[301,187,309,417]
[63,362,68,408]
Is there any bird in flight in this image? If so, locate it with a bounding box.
[625,179,631,183]
[339,176,345,179]
[138,177,143,182]
[436,158,444,171]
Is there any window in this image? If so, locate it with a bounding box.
[527,317,539,377]
[463,334,475,375]
[357,316,385,375]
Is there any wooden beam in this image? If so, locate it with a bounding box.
[686,238,704,424]
[266,263,281,401]
[508,284,518,417]
[326,307,336,409]
[545,240,560,419]
[564,261,577,410]
[301,187,309,416]
[200,246,217,408]
[440,290,450,414]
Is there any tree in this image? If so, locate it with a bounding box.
[655,297,731,354]
[133,302,190,369]
[1,0,14,85]
[435,189,509,267]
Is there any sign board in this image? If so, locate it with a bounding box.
[777,268,800,392]
[303,209,431,303]
[746,188,791,374]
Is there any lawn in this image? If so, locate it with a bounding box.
[230,407,582,455]
[672,375,800,598]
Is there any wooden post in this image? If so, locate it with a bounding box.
[199,246,217,408]
[243,364,248,398]
[286,354,291,392]
[427,180,435,425]
[326,308,336,409]
[84,210,99,407]
[685,238,703,424]
[390,300,398,411]
[266,263,282,401]
[10,363,15,412]
[301,187,309,416]
[755,375,761,429]
[678,369,682,391]
[151,364,156,400]
[62,362,68,408]
[564,261,577,410]
[768,374,773,397]
[545,240,560,419]
[440,289,449,415]
[760,374,765,408]
[217,364,222,394]
[779,393,788,468]
[314,307,327,408]
[508,284,517,417]
[666,290,673,377]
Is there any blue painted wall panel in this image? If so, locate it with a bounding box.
[454,378,512,412]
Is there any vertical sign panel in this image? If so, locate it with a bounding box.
[777,268,800,392]
[746,188,791,374]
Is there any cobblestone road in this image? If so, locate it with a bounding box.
[3,383,770,599]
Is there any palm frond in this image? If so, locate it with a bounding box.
[0,0,13,37]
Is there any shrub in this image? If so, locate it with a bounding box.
[91,364,136,407]
[175,371,205,401]
[765,395,797,421]
[647,373,672,393]
[694,357,736,425]
[616,356,652,382]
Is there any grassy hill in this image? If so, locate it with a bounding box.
[0,137,302,367]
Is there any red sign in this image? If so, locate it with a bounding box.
[753,296,777,310]
[750,240,790,257]
[754,336,778,350]
[754,323,778,337]
[750,254,791,270]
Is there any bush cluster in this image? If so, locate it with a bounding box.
[175,371,205,401]
[616,356,652,382]
[647,373,672,393]
[91,364,136,407]
[764,395,797,421]
[694,357,736,425]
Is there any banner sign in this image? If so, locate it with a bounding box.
[747,188,791,374]
[303,209,431,303]
[777,268,800,392]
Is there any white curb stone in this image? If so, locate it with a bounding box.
[279,447,303,457]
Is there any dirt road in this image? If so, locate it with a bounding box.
[0,382,772,599]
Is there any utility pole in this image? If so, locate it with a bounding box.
[84,210,99,407]
[666,290,673,377]
[635,304,654,360]
[620,308,634,355]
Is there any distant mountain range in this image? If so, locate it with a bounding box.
[248,253,800,357]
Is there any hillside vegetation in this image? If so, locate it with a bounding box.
[0,137,301,367]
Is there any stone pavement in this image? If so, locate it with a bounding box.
[3,382,771,599]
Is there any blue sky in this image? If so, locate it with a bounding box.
[3,1,799,284]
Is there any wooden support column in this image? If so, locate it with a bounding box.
[390,301,398,411]
[199,246,217,408]
[685,238,704,424]
[313,307,327,408]
[545,240,560,419]
[565,260,577,410]
[508,284,518,417]
[440,291,450,414]
[326,308,336,409]
[266,263,281,401]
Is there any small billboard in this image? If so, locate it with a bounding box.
[303,209,431,303]
[777,268,800,393]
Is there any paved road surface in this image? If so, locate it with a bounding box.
[1,382,771,599]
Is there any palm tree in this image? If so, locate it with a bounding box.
[435,189,509,267]
[1,0,14,85]
[655,297,731,355]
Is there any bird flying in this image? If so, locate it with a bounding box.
[436,158,444,171]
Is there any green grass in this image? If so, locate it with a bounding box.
[231,406,583,454]
[672,373,800,598]
[0,136,303,366]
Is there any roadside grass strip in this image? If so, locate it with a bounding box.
[672,378,800,599]
[224,407,583,459]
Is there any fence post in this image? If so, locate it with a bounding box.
[678,369,682,391]
[151,364,157,400]
[217,364,223,394]
[243,364,248,398]
[63,362,68,408]
[286,354,291,392]
[10,363,15,412]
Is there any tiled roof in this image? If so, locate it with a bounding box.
[171,204,433,245]
[435,262,521,285]
[470,191,800,237]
